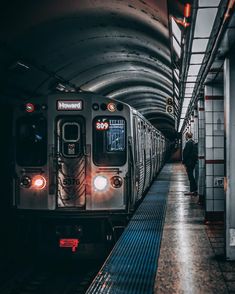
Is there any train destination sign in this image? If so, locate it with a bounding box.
[95,121,109,130]
[57,100,83,111]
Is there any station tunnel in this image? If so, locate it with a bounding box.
[1,0,235,293]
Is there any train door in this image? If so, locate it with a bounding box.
[56,117,86,208]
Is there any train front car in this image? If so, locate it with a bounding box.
[13,93,133,254]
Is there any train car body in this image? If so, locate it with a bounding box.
[13,93,166,252]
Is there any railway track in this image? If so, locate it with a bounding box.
[0,255,106,294]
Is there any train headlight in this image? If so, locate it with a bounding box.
[20,176,31,188]
[32,175,47,190]
[93,175,108,191]
[111,176,123,188]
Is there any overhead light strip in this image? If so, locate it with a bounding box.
[179,2,221,132]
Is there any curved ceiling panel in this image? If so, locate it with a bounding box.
[0,0,177,138]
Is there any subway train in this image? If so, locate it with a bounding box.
[13,92,167,253]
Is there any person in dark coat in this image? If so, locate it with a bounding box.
[182,132,197,195]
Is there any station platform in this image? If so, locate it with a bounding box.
[87,163,235,294]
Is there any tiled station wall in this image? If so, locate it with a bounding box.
[198,99,205,203]
[204,85,225,219]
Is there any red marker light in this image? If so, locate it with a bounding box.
[184,3,191,18]
[25,103,35,113]
[107,102,116,112]
[175,18,190,28]
[32,175,46,190]
[59,239,79,252]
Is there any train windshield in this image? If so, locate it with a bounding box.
[93,117,126,166]
[16,116,47,166]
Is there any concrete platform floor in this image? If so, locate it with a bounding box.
[154,163,235,294]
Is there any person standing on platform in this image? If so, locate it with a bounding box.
[182,132,198,196]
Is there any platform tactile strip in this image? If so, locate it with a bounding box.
[86,165,172,294]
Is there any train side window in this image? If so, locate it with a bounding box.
[132,116,137,160]
[138,121,143,163]
[16,116,47,166]
[93,116,126,166]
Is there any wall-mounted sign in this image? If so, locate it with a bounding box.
[214,177,224,188]
[166,97,174,114]
[166,105,174,114]
[166,97,173,105]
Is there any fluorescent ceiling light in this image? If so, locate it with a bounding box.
[188,64,201,75]
[194,8,218,38]
[185,87,194,94]
[172,17,182,44]
[182,101,190,107]
[185,82,196,87]
[186,76,197,82]
[182,109,189,115]
[190,54,205,64]
[173,37,181,57]
[178,120,184,132]
[192,38,209,52]
[182,103,190,109]
[199,0,221,7]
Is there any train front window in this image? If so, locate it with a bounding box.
[16,116,47,166]
[93,117,126,166]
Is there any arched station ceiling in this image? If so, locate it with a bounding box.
[0,0,182,139]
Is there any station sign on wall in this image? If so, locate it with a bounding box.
[166,97,174,114]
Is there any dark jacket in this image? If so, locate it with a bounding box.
[182,139,197,167]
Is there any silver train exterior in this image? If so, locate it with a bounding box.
[13,93,167,248]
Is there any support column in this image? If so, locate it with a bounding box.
[198,99,205,204]
[190,113,195,137]
[194,109,198,143]
[204,84,224,221]
[224,55,235,260]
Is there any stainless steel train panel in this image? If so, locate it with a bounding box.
[56,117,86,208]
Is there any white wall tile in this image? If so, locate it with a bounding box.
[199,129,205,138]
[214,164,224,175]
[214,188,225,199]
[206,176,214,187]
[206,200,214,211]
[212,85,223,96]
[205,124,213,135]
[214,200,224,211]
[205,100,213,111]
[214,148,224,160]
[206,187,213,199]
[213,100,224,111]
[205,112,213,123]
[205,86,213,96]
[206,148,213,160]
[206,164,213,175]
[213,111,224,123]
[206,136,213,148]
[214,136,224,148]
